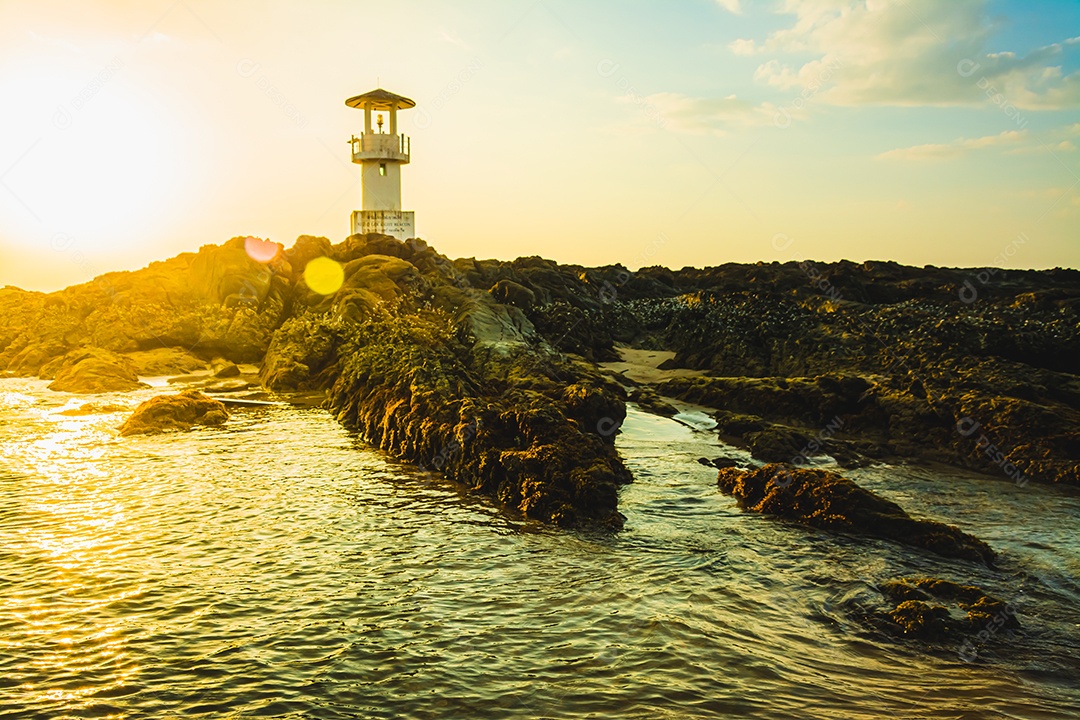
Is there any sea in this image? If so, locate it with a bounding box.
[2,377,1079,719]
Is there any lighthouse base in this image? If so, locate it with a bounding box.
[351,210,415,241]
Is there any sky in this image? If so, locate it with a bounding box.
[0,0,1077,292]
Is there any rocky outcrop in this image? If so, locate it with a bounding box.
[118,390,229,436]
[716,464,996,565]
[44,348,149,394]
[253,234,633,528]
[0,236,290,376]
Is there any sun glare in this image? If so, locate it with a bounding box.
[0,68,185,260]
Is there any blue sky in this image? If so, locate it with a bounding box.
[0,0,1077,291]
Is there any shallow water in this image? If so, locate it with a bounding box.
[1,378,1079,719]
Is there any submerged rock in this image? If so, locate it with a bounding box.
[871,577,1020,641]
[716,464,996,565]
[118,390,229,436]
[44,348,149,394]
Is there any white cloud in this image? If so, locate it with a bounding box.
[640,92,780,134]
[714,0,742,14]
[729,38,757,56]
[746,1,1080,110]
[873,128,1080,160]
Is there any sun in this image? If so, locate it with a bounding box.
[0,69,187,263]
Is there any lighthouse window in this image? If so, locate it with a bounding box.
[379,163,387,176]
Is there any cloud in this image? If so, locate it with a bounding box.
[745,0,1080,110]
[729,38,757,56]
[639,92,779,134]
[874,128,1080,160]
[714,0,742,14]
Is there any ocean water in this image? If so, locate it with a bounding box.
[1,377,1079,719]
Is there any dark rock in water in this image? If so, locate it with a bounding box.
[868,577,1020,641]
[325,311,632,529]
[562,382,626,440]
[118,390,229,436]
[878,580,931,603]
[888,600,954,639]
[44,348,149,394]
[698,457,740,470]
[716,464,996,566]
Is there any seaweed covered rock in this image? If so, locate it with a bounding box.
[326,310,632,529]
[44,347,149,394]
[716,464,995,565]
[253,233,635,529]
[871,577,1020,642]
[118,390,229,436]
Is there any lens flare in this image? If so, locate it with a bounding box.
[304,257,345,295]
[244,236,282,264]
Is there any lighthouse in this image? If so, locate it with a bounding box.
[345,88,416,240]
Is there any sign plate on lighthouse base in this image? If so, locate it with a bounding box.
[351,210,415,240]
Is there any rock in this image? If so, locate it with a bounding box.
[258,313,345,391]
[197,378,258,393]
[323,309,632,529]
[716,464,996,565]
[45,348,149,394]
[489,279,536,310]
[628,387,680,417]
[213,362,241,378]
[125,347,208,376]
[562,382,627,442]
[118,390,229,436]
[5,231,1079,529]
[869,577,1020,641]
[698,456,740,470]
[888,600,954,639]
[745,424,814,463]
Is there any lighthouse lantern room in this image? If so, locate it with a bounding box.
[345,88,416,240]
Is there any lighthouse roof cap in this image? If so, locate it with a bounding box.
[345,88,416,110]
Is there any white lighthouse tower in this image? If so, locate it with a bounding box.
[345,88,416,240]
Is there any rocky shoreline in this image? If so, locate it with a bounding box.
[4,232,1077,652]
[3,235,1077,512]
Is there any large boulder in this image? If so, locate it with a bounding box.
[44,347,149,394]
[118,390,229,436]
[716,464,995,566]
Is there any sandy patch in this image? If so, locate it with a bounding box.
[599,347,707,385]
